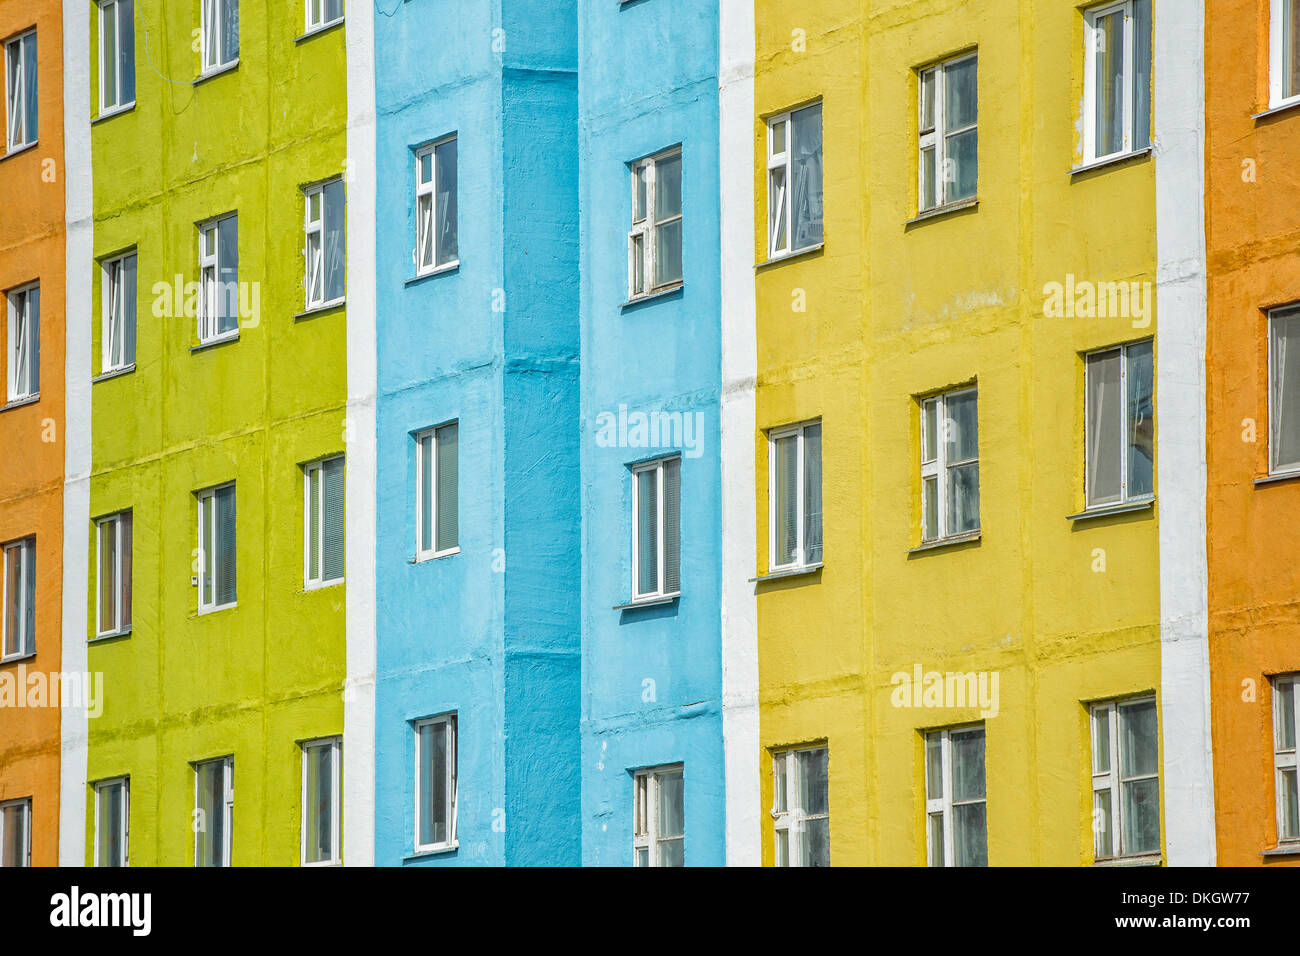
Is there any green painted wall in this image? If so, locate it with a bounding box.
[84,0,347,865]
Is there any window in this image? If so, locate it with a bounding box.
[772,747,829,867]
[1090,697,1160,860]
[1083,1,1151,163]
[633,765,684,867]
[6,284,39,403]
[301,738,341,865]
[96,511,132,637]
[4,30,36,152]
[197,215,238,344]
[414,137,458,275]
[1269,305,1300,475]
[305,457,344,588]
[1,537,35,661]
[631,456,680,601]
[197,484,236,613]
[920,387,979,542]
[766,103,823,258]
[101,253,136,373]
[94,778,129,867]
[1273,675,1299,845]
[769,421,822,571]
[305,0,343,33]
[0,798,30,867]
[304,179,345,309]
[918,55,977,211]
[194,756,233,867]
[98,0,135,114]
[1271,0,1300,108]
[628,148,682,298]
[925,726,987,867]
[1085,340,1154,508]
[414,714,456,852]
[200,0,238,74]
[415,423,458,559]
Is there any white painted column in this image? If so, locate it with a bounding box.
[1154,0,1216,867]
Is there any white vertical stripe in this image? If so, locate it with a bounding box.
[60,0,93,866]
[719,0,760,867]
[343,0,378,867]
[1154,0,1216,866]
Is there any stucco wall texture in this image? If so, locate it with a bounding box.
[0,0,65,868]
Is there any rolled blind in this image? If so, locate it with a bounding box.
[123,254,137,366]
[214,486,236,607]
[636,468,658,595]
[776,434,797,564]
[99,519,117,632]
[322,458,345,580]
[435,424,458,553]
[663,458,680,593]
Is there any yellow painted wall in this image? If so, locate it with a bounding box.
[754,0,1164,865]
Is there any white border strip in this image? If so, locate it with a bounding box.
[343,0,378,867]
[719,0,759,867]
[59,0,92,866]
[1154,0,1216,866]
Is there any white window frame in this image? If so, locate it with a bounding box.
[97,0,135,116]
[1082,1,1149,163]
[304,456,344,589]
[631,455,681,602]
[93,777,129,867]
[1084,340,1155,509]
[918,54,977,212]
[765,104,821,259]
[300,737,341,866]
[633,764,685,867]
[199,0,237,75]
[771,746,830,867]
[193,756,233,867]
[627,147,683,300]
[919,387,979,543]
[101,252,136,373]
[1268,305,1300,476]
[414,136,458,277]
[1273,674,1299,845]
[304,0,344,34]
[925,725,987,867]
[6,282,39,403]
[197,214,237,345]
[1271,0,1300,109]
[0,797,31,867]
[196,483,235,614]
[4,29,36,152]
[767,421,822,572]
[414,423,459,561]
[1,537,35,661]
[1090,696,1160,861]
[413,714,457,853]
[95,511,132,637]
[303,179,344,310]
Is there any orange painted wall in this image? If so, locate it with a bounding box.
[1205,0,1300,866]
[0,0,64,866]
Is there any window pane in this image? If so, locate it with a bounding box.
[1272,311,1300,469]
[657,770,684,838]
[790,104,823,250]
[946,462,979,535]
[419,150,432,186]
[630,233,645,296]
[214,486,236,607]
[325,0,344,22]
[308,468,320,581]
[120,514,132,629]
[951,730,985,802]
[1289,0,1300,99]
[635,846,649,867]
[774,828,788,867]
[1119,700,1158,778]
[636,468,658,595]
[1092,706,1111,774]
[945,128,977,201]
[322,458,345,581]
[419,434,433,551]
[654,153,681,220]
[1121,777,1160,854]
[435,139,458,266]
[803,424,822,564]
[223,0,239,63]
[925,734,942,799]
[773,756,787,814]
[22,542,33,654]
[768,166,787,252]
[770,119,786,155]
[196,762,224,866]
[633,164,648,221]
[1126,341,1154,497]
[435,423,458,553]
[775,434,798,565]
[1278,680,1297,750]
[1087,350,1123,504]
[657,837,684,867]
[103,5,118,107]
[122,254,137,365]
[1095,10,1124,156]
[24,34,37,143]
[1131,0,1150,149]
[654,219,682,287]
[322,180,345,303]
[418,194,434,269]
[98,783,124,867]
[662,458,680,593]
[920,145,936,211]
[1281,768,1300,841]
[1094,787,1114,859]
[100,519,118,632]
[953,802,987,867]
[120,2,135,104]
[1,804,26,867]
[923,476,939,541]
[927,812,944,867]
[797,748,829,816]
[944,58,977,130]
[802,816,830,867]
[920,70,935,130]
[945,391,978,462]
[305,745,332,863]
[217,217,238,334]
[418,723,448,846]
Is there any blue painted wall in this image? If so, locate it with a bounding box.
[578,0,726,865]
[373,0,580,867]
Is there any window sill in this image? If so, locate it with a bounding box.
[0,141,38,164]
[190,333,240,353]
[304,578,344,592]
[907,531,981,555]
[197,603,237,616]
[1069,146,1152,177]
[295,19,344,43]
[755,243,824,271]
[405,842,458,860]
[92,102,136,125]
[1066,498,1154,522]
[0,395,40,413]
[302,858,343,867]
[1092,854,1162,867]
[621,282,684,310]
[193,61,239,86]
[410,547,460,564]
[294,299,345,321]
[905,198,978,226]
[93,364,136,384]
[405,262,460,286]
[1261,842,1300,858]
[613,593,680,611]
[89,627,132,644]
[1252,98,1300,121]
[0,652,36,666]
[1253,470,1300,487]
[750,562,823,584]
